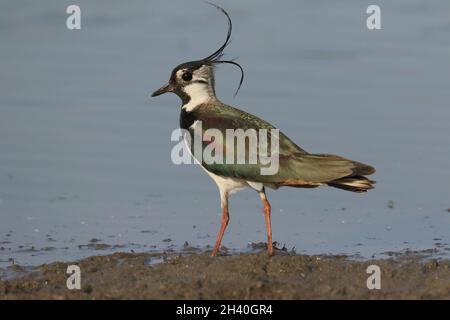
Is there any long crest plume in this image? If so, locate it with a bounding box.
[203,3,244,97]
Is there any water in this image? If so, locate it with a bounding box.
[1,0,450,268]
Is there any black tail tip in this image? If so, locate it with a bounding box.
[327,176,376,193]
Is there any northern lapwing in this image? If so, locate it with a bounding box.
[152,4,375,256]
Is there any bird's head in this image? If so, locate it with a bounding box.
[151,60,217,105]
[151,4,243,106]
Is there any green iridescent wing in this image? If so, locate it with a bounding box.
[191,102,374,185]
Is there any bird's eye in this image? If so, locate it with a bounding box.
[182,72,193,81]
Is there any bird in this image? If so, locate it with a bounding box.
[151,4,375,257]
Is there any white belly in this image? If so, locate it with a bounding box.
[202,166,249,195]
[184,132,263,194]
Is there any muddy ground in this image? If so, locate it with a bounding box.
[0,248,449,299]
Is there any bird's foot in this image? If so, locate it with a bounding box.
[267,243,274,256]
[211,245,220,256]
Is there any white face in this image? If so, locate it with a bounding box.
[176,65,215,111]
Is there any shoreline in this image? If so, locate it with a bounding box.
[1,249,449,299]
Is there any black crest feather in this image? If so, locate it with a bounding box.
[203,3,244,96]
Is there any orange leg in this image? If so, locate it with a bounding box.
[211,203,229,256]
[259,190,273,256]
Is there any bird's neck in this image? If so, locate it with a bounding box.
[182,81,217,112]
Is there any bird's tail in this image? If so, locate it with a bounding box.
[274,153,376,192]
[327,175,375,193]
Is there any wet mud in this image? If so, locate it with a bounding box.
[1,248,449,299]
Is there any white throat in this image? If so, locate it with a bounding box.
[182,82,215,112]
